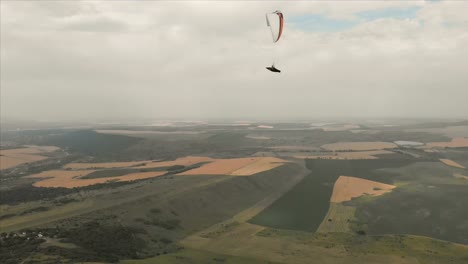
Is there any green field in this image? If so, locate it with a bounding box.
[249,159,414,231]
[350,183,468,244]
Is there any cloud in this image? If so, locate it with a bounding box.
[60,15,127,32]
[1,1,467,122]
[358,6,421,21]
[289,14,359,32]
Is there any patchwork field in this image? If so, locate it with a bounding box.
[440,159,466,169]
[3,123,468,263]
[321,142,397,151]
[178,157,287,176]
[65,156,215,171]
[64,160,157,169]
[28,156,288,188]
[0,145,59,170]
[294,150,394,160]
[136,156,214,169]
[250,159,414,232]
[95,129,202,135]
[27,169,167,188]
[330,176,396,203]
[428,137,468,148]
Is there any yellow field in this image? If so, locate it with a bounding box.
[454,173,468,180]
[330,176,396,203]
[439,159,466,169]
[321,142,397,151]
[176,157,288,176]
[29,156,287,187]
[428,137,468,148]
[27,170,167,188]
[317,203,356,233]
[230,158,288,176]
[0,156,29,170]
[294,150,393,160]
[24,145,60,152]
[65,156,286,175]
[0,145,59,170]
[135,156,214,169]
[178,157,259,175]
[64,160,157,170]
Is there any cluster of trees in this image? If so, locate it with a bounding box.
[0,232,45,264]
[30,221,148,262]
[0,185,74,205]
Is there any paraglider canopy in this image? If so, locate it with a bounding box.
[265,10,284,73]
[266,10,284,43]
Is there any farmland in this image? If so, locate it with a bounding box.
[27,169,168,188]
[249,158,414,232]
[178,157,287,176]
[182,223,468,264]
[0,145,59,170]
[330,176,395,203]
[454,173,468,180]
[321,141,397,151]
[428,137,468,148]
[350,183,468,244]
[439,158,466,169]
[1,120,468,263]
[316,203,355,233]
[25,156,289,188]
[294,150,393,160]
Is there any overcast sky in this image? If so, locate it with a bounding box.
[1,1,467,122]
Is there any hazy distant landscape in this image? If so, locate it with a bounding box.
[1,119,467,263]
[2,1,468,263]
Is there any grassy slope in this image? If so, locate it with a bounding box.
[121,248,282,264]
[19,163,303,259]
[256,229,468,264]
[351,183,468,244]
[347,161,468,244]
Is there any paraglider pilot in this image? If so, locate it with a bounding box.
[266,65,281,73]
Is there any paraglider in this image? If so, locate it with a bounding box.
[266,65,281,73]
[265,10,284,73]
